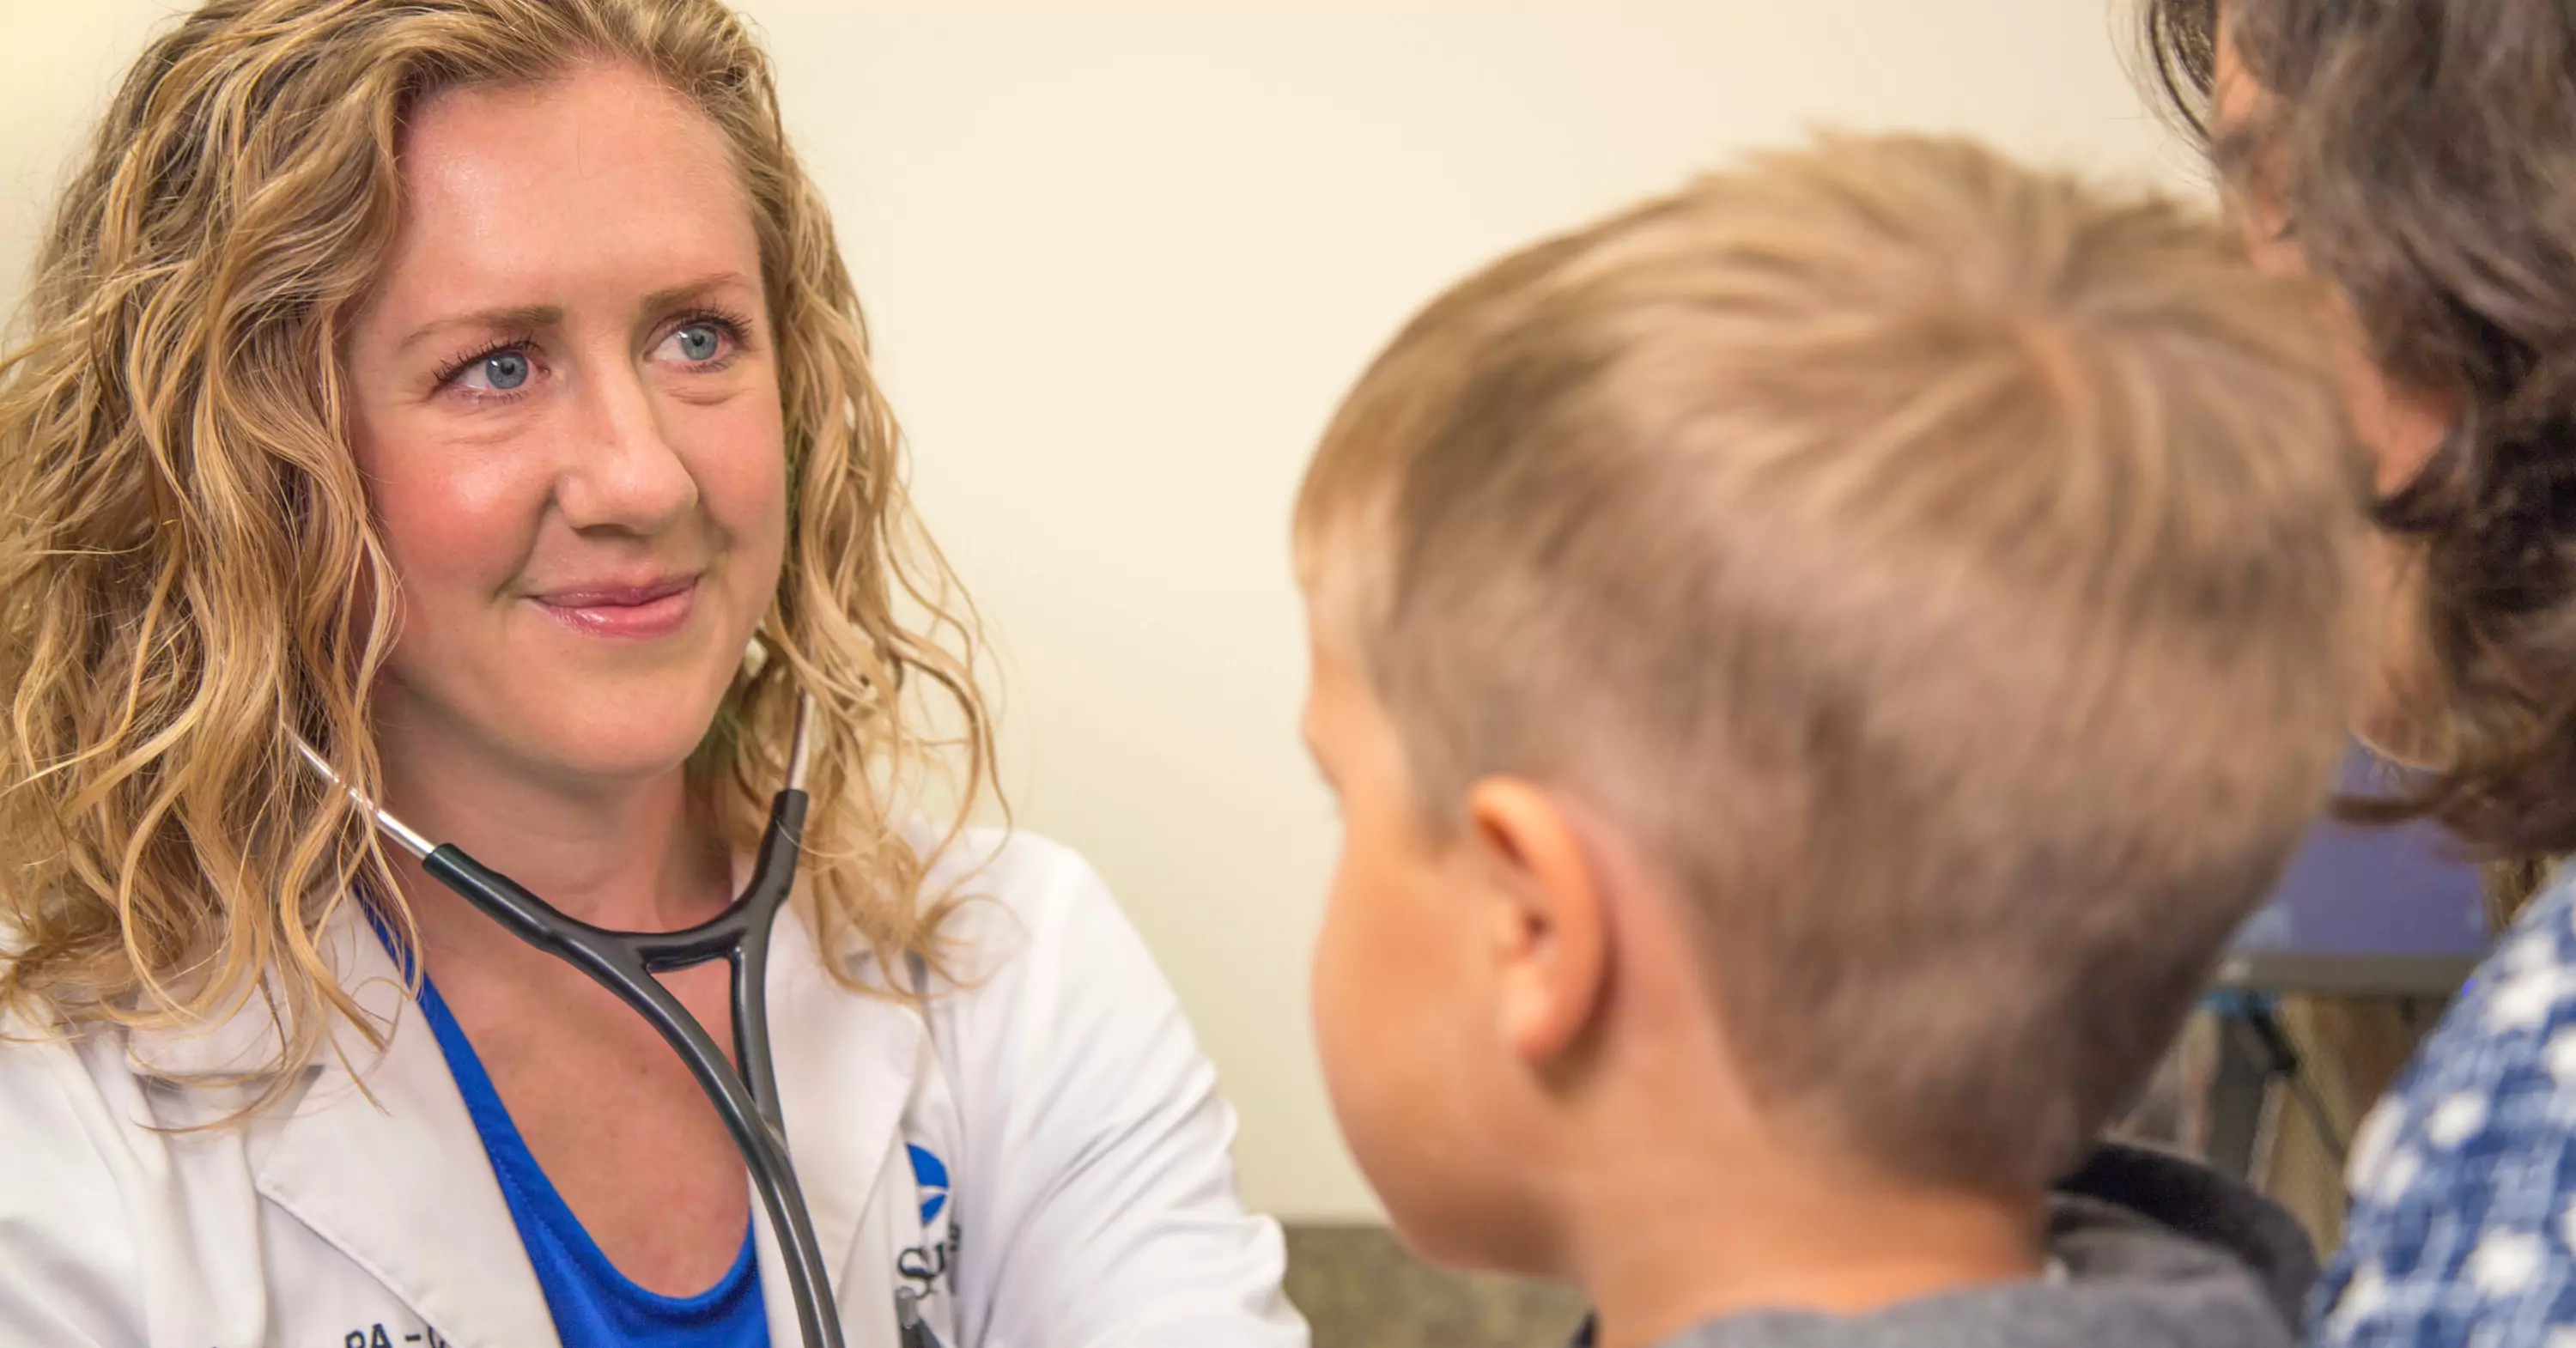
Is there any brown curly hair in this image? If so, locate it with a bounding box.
[2146,0,2576,920]
[0,0,993,1074]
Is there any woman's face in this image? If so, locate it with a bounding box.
[344,62,788,786]
[2211,11,2456,762]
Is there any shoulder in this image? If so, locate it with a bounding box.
[901,832,1303,1347]
[2314,870,2576,1342]
[923,825,1101,909]
[0,1011,174,1181]
[0,1020,154,1335]
[907,826,1211,1096]
[0,1010,129,1138]
[917,826,1147,985]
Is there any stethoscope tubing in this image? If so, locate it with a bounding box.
[295,696,919,1348]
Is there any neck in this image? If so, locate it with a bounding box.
[1543,866,2048,1348]
[372,701,733,944]
[1569,1130,2044,1348]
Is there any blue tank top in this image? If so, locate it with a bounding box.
[416,976,770,1347]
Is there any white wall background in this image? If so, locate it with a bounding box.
[2,0,2202,1221]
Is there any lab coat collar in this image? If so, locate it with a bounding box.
[120,915,561,1345]
[120,901,396,1083]
[118,893,927,1348]
[246,904,563,1348]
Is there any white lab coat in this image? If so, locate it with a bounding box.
[0,829,1309,1348]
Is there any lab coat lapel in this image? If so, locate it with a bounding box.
[240,910,561,1348]
[760,902,926,1345]
[124,890,924,1348]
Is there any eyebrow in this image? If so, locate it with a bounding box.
[394,304,561,358]
[388,272,760,358]
[641,270,758,314]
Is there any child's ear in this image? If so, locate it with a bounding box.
[1464,777,1611,1066]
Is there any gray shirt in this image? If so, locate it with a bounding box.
[1632,1145,2313,1348]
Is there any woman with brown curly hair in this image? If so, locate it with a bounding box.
[2146,0,2576,1339]
[0,3,1304,1345]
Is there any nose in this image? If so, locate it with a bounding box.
[555,350,699,535]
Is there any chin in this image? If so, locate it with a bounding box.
[1376,1174,1551,1278]
[511,682,732,781]
[1338,1098,1551,1278]
[537,726,712,781]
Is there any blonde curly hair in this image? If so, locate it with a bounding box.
[0,0,993,1074]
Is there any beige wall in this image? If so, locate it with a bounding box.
[2,1,2199,1221]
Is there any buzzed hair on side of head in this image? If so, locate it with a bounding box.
[1294,131,2369,1193]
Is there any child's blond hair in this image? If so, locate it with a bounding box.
[1295,132,2369,1192]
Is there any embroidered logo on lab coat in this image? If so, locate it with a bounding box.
[899,1141,960,1297]
[908,1144,949,1224]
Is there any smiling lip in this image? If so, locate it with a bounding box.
[529,574,700,639]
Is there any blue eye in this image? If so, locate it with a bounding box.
[673,323,723,361]
[460,349,530,392]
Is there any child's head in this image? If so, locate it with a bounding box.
[1295,132,2366,1272]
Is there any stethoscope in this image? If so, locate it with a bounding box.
[295,695,942,1348]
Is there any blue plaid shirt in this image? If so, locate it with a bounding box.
[2314,869,2576,1345]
